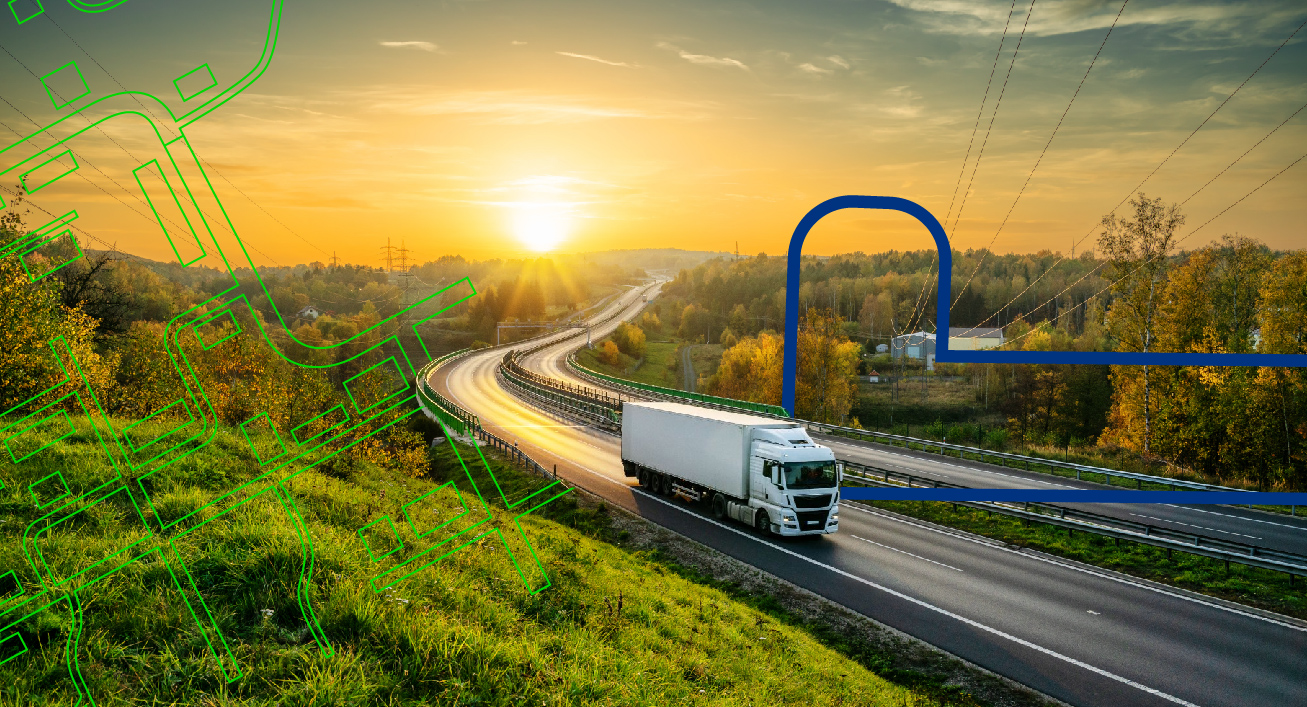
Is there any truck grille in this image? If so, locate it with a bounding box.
[797,510,829,529]
[794,494,832,508]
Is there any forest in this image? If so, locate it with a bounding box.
[659,195,1306,490]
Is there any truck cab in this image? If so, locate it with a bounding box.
[620,401,840,537]
[738,428,840,536]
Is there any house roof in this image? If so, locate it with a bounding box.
[948,327,1004,338]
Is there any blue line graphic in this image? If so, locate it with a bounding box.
[782,195,1307,417]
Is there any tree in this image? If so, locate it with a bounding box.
[597,340,621,366]
[1098,193,1184,453]
[795,308,862,424]
[612,322,646,358]
[1256,252,1307,486]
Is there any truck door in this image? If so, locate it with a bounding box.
[749,457,769,502]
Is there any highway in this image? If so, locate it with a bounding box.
[429,283,1307,707]
[814,436,1307,556]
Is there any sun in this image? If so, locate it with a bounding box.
[511,204,571,252]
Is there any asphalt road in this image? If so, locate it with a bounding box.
[816,435,1307,556]
[429,285,1307,707]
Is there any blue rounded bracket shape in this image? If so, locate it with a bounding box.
[784,195,1307,506]
[782,195,1307,416]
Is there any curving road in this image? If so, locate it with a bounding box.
[429,284,1307,707]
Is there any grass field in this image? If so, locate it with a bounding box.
[576,341,681,389]
[0,413,981,706]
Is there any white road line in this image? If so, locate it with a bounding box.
[1161,504,1307,532]
[841,503,1306,633]
[1129,513,1261,540]
[640,491,1202,707]
[850,534,964,572]
[1087,610,1101,615]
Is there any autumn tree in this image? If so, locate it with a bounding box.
[611,322,646,358]
[708,309,860,423]
[1098,193,1184,453]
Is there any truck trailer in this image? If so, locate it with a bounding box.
[620,401,840,536]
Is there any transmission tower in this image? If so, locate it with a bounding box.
[379,237,397,273]
[396,239,411,274]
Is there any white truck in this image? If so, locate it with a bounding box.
[621,401,840,536]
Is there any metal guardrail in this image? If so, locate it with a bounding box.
[807,421,1246,494]
[499,355,622,433]
[415,351,558,482]
[428,307,1307,579]
[566,353,1255,499]
[840,460,1307,578]
[503,351,626,413]
[566,353,791,418]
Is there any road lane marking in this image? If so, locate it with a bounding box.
[850,535,963,572]
[640,491,1202,707]
[1161,504,1307,532]
[1128,513,1261,540]
[841,503,1306,633]
[1087,610,1101,615]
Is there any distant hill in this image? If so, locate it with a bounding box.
[571,248,729,273]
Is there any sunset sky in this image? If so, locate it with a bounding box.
[1,0,1304,267]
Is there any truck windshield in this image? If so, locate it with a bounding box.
[782,461,837,489]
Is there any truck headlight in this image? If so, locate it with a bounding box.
[828,514,839,523]
[781,512,796,522]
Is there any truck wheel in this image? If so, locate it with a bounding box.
[755,510,771,536]
[652,473,664,494]
[637,468,648,487]
[661,475,674,496]
[712,494,727,520]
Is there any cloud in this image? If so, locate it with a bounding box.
[511,40,527,46]
[881,0,1296,38]
[798,63,832,75]
[367,89,714,124]
[379,40,437,52]
[827,55,851,69]
[656,42,749,70]
[556,52,636,68]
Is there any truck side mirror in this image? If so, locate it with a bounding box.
[836,462,844,484]
[770,467,780,486]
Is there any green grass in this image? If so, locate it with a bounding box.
[0,414,968,706]
[576,341,681,389]
[863,500,1307,620]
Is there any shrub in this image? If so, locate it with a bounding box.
[985,428,1009,449]
[612,322,646,358]
[597,340,621,366]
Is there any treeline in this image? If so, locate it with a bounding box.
[671,195,1307,489]
[660,248,1111,346]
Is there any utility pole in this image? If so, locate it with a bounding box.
[330,251,339,268]
[380,237,397,273]
[734,241,739,261]
[396,239,411,274]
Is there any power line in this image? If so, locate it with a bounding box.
[998,148,1307,350]
[947,0,1037,238]
[1069,14,1307,257]
[29,16,328,260]
[952,0,1130,308]
[903,0,1036,337]
[942,0,1020,229]
[954,17,1307,339]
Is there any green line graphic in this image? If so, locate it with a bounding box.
[0,2,566,699]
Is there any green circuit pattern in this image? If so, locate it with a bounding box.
[0,2,566,701]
